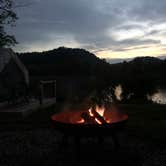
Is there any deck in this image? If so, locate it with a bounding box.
[0,98,56,119]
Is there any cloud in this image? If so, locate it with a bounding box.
[12,0,166,58]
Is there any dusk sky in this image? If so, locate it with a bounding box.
[12,0,166,59]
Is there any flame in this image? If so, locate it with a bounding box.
[95,105,105,117]
[95,118,102,125]
[88,108,94,117]
[89,105,106,125]
[81,105,113,125]
[76,118,85,124]
[106,119,111,123]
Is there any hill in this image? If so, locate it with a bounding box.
[106,55,166,64]
[18,47,112,100]
[18,47,110,76]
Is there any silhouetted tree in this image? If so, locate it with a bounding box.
[0,0,17,46]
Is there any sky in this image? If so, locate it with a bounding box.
[11,0,166,59]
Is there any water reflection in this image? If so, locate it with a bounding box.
[114,85,123,101]
[114,85,166,105]
[147,89,166,105]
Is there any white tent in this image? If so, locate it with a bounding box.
[0,48,29,85]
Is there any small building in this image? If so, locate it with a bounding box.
[0,48,29,103]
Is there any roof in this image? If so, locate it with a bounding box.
[0,48,29,85]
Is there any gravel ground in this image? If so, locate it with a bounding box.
[0,127,165,166]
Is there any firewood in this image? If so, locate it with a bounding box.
[81,112,97,124]
[91,107,107,124]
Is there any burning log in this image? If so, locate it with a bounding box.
[81,112,97,124]
[91,106,107,125]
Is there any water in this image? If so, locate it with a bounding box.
[114,84,166,104]
[113,85,166,105]
[147,89,166,105]
[114,85,123,101]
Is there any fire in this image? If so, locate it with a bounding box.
[75,105,116,125]
[95,105,105,117]
[106,119,111,123]
[88,105,108,125]
[52,103,128,126]
[95,118,102,124]
[88,108,94,117]
[76,118,85,124]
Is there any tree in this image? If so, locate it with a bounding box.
[0,0,17,47]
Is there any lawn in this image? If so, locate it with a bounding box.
[120,104,166,143]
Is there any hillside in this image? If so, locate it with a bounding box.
[18,47,110,76]
[106,56,166,64]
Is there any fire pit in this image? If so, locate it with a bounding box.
[51,104,128,163]
[51,104,128,138]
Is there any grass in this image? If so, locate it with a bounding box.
[119,104,166,145]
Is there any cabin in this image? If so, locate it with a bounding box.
[0,48,29,103]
